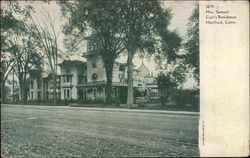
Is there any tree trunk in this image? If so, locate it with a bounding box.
[52,73,57,106]
[126,50,133,108]
[23,75,28,102]
[1,78,6,103]
[104,59,114,104]
[18,74,25,102]
[18,72,28,103]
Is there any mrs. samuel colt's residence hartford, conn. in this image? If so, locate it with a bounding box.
[28,53,159,103]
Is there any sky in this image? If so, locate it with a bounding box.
[8,1,197,89]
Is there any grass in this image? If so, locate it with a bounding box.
[1,105,199,157]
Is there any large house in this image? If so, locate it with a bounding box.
[27,55,159,103]
[59,54,128,102]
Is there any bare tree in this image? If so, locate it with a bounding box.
[30,8,60,105]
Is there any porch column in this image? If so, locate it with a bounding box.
[116,87,119,99]
[103,87,106,102]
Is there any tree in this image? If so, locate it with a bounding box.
[1,1,40,102]
[156,72,177,106]
[60,1,181,107]
[1,33,16,102]
[117,1,181,107]
[13,31,43,101]
[60,1,126,103]
[185,3,199,83]
[30,7,61,105]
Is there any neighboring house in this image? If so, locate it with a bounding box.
[28,69,61,101]
[27,69,43,100]
[43,73,61,100]
[133,61,159,99]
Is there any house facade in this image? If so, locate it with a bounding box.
[27,69,61,101]
[27,56,159,103]
[133,61,159,99]
[72,54,128,102]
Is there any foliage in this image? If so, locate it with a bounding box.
[170,89,199,107]
[60,0,126,103]
[115,1,182,107]
[156,72,178,92]
[60,1,182,106]
[1,1,42,102]
[156,72,178,106]
[184,3,199,83]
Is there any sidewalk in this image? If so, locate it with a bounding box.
[2,103,199,116]
[69,106,199,116]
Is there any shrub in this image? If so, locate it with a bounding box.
[171,89,199,106]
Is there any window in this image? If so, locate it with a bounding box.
[67,76,70,82]
[78,75,87,84]
[31,92,33,99]
[83,76,87,82]
[64,75,71,83]
[57,92,61,99]
[119,65,125,71]
[92,61,96,68]
[50,83,53,88]
[57,81,61,88]
[94,89,96,98]
[64,89,70,99]
[37,92,41,99]
[64,89,66,98]
[78,75,82,84]
[92,73,98,81]
[37,80,42,89]
[31,81,34,89]
[67,89,70,98]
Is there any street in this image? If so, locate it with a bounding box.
[1,104,199,157]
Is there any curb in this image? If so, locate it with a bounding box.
[2,104,199,116]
